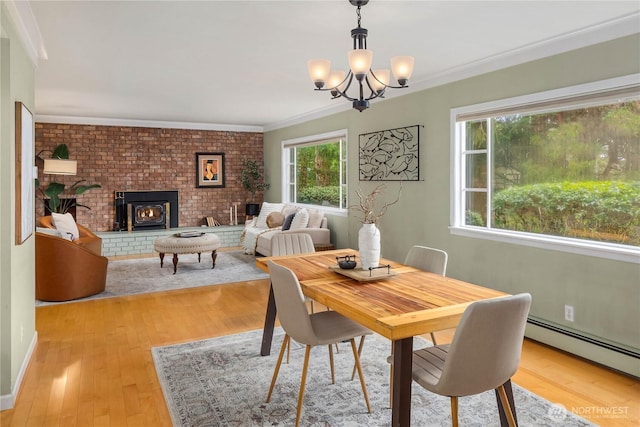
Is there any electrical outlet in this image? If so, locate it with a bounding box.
[564,305,574,322]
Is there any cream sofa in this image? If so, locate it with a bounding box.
[242,202,331,256]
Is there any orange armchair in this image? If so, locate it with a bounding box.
[35,232,108,302]
[38,215,102,255]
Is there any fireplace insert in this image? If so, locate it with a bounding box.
[114,190,179,231]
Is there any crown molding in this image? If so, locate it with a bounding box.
[35,114,263,133]
[264,12,640,132]
[3,0,47,65]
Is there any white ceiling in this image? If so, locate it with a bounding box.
[26,0,640,130]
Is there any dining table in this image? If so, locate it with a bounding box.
[256,249,515,427]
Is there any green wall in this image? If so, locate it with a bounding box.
[1,3,37,406]
[264,34,640,375]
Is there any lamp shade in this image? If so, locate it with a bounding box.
[390,56,414,85]
[43,159,77,175]
[307,59,331,88]
[348,49,373,79]
[328,70,346,90]
[370,69,390,93]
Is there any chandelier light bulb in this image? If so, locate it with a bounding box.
[390,56,415,86]
[307,59,331,89]
[348,49,373,80]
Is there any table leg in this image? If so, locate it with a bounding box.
[392,337,413,427]
[172,253,178,274]
[260,283,277,356]
[159,252,165,268]
[211,250,217,269]
[495,379,518,426]
[197,252,201,263]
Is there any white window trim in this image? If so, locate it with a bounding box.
[281,129,349,213]
[450,74,640,264]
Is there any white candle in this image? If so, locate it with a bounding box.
[234,205,238,225]
[229,206,232,224]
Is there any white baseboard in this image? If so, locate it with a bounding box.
[0,332,38,410]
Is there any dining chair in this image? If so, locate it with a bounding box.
[404,245,448,343]
[387,244,449,407]
[265,260,372,427]
[412,293,532,427]
[270,233,316,310]
[270,233,319,361]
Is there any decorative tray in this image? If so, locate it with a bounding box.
[328,264,398,282]
[174,231,205,238]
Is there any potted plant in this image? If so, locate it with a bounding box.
[35,144,101,215]
[240,159,270,216]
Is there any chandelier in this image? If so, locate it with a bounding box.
[307,0,415,112]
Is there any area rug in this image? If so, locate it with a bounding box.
[152,328,595,427]
[36,251,269,306]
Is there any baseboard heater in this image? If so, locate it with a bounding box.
[527,318,639,359]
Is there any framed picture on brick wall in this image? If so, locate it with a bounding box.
[196,152,225,188]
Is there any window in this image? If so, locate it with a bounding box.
[451,75,640,262]
[282,130,348,211]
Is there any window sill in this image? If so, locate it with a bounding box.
[449,226,639,264]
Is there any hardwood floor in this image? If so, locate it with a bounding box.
[2,278,638,426]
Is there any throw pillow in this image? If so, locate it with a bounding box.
[307,209,324,229]
[266,211,284,228]
[281,213,296,231]
[290,208,309,230]
[51,212,79,241]
[281,204,298,218]
[255,202,284,228]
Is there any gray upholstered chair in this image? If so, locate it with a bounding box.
[270,233,318,361]
[388,245,449,406]
[404,245,448,344]
[412,293,532,427]
[404,244,448,276]
[265,260,372,427]
[270,234,316,310]
[270,232,316,256]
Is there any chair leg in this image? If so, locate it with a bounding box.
[430,332,437,345]
[350,335,367,380]
[328,344,335,384]
[295,345,312,427]
[497,384,517,427]
[310,300,315,313]
[266,335,290,403]
[450,396,459,427]
[286,337,291,364]
[350,338,371,413]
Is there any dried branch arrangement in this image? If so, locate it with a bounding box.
[352,183,402,224]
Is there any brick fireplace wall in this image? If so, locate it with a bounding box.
[35,122,264,232]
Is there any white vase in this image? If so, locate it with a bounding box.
[358,223,381,270]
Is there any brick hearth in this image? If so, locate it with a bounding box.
[97,225,245,257]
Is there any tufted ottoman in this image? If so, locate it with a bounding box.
[153,233,221,274]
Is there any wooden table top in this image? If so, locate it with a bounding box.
[257,249,507,340]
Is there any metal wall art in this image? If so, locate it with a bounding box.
[359,124,420,181]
